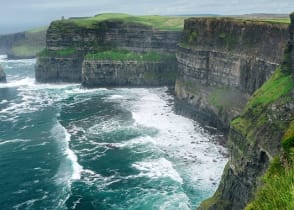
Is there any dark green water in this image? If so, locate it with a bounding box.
[0,57,227,210]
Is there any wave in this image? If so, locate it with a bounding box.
[0,139,30,146]
[0,77,35,88]
[132,158,183,184]
[119,88,228,195]
[52,121,83,181]
[0,54,7,60]
[0,57,36,64]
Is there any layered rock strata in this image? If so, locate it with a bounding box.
[82,58,177,87]
[175,18,288,132]
[36,20,180,85]
[199,16,294,210]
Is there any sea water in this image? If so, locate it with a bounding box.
[0,57,227,210]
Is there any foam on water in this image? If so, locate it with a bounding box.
[119,87,228,203]
[52,121,83,181]
[132,158,183,184]
[0,139,30,146]
[1,57,228,209]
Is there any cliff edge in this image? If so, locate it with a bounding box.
[199,14,294,210]
[35,14,182,85]
[175,18,288,132]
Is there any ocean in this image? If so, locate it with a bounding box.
[0,57,227,210]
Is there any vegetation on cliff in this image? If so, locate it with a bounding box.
[54,13,186,31]
[229,51,294,209]
[179,17,288,52]
[85,50,172,62]
[38,47,77,57]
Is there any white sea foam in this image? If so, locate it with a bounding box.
[0,139,30,146]
[107,94,124,100]
[132,158,183,184]
[65,87,107,95]
[120,87,228,192]
[0,77,35,88]
[0,54,7,60]
[52,122,83,181]
[13,195,48,210]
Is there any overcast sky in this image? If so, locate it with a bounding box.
[1,0,293,34]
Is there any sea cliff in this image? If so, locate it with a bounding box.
[175,18,288,132]
[199,15,294,210]
[35,13,294,209]
[35,15,182,85]
[0,65,6,82]
[0,28,46,59]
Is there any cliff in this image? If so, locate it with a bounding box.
[34,14,294,209]
[0,65,6,82]
[199,15,294,210]
[175,18,288,132]
[0,28,46,59]
[82,52,177,87]
[35,14,182,85]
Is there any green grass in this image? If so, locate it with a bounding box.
[246,158,294,210]
[245,68,294,110]
[38,47,77,57]
[259,18,291,24]
[85,50,170,62]
[231,67,293,136]
[56,13,187,31]
[26,26,48,33]
[229,62,294,210]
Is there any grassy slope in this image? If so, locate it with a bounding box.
[61,13,187,31]
[85,50,171,62]
[229,57,294,209]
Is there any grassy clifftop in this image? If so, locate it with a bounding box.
[54,13,187,31]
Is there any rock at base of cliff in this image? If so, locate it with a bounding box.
[0,65,6,83]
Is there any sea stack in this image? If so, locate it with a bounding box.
[0,65,6,82]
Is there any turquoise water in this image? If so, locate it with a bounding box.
[0,57,227,210]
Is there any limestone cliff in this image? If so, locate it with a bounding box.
[175,18,288,132]
[0,29,46,59]
[0,65,6,82]
[0,32,25,55]
[199,16,294,210]
[36,19,180,85]
[82,57,177,87]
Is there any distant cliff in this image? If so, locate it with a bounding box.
[0,65,6,82]
[36,16,181,85]
[0,28,46,59]
[175,18,288,132]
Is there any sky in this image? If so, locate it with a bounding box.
[0,0,293,34]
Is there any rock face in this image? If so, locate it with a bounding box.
[35,52,84,83]
[82,58,177,87]
[199,16,294,210]
[175,18,288,132]
[46,20,180,53]
[0,32,25,55]
[36,20,180,85]
[0,65,6,82]
[0,30,46,59]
